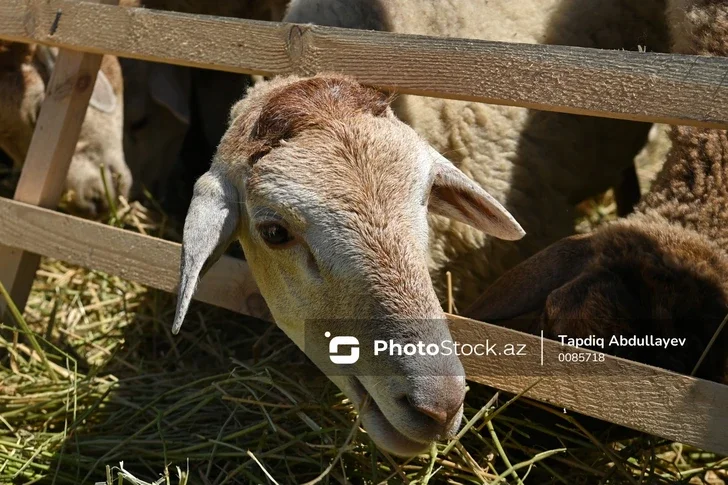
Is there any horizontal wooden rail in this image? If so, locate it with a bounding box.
[2,1,728,128]
[0,197,726,454]
[0,197,269,320]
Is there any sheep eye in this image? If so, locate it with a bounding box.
[258,222,293,247]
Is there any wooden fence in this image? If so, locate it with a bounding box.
[1,0,727,455]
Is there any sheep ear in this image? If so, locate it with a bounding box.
[464,234,594,321]
[172,169,240,334]
[149,63,192,124]
[427,147,525,240]
[89,71,118,113]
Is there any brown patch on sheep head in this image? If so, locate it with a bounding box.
[244,76,392,164]
[173,74,526,456]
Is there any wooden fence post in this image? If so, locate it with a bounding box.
[0,0,119,316]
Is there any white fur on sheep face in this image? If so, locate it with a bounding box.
[173,75,525,456]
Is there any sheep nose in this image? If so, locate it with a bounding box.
[89,194,109,216]
[405,374,466,429]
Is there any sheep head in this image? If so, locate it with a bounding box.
[466,220,728,382]
[0,43,130,215]
[173,74,525,456]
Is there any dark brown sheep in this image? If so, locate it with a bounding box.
[466,0,728,384]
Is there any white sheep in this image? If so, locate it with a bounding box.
[283,0,670,307]
[173,73,526,456]
[167,0,675,457]
[0,41,131,215]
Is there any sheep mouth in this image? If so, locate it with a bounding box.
[345,377,435,457]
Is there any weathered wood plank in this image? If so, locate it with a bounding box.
[0,197,725,453]
[0,198,270,320]
[449,315,728,456]
[1,0,728,128]
[0,1,118,315]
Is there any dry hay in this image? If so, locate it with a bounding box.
[1,164,727,484]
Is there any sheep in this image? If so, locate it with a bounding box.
[119,58,249,211]
[172,72,528,456]
[0,41,131,215]
[119,0,287,213]
[134,0,289,21]
[465,0,728,383]
[283,0,671,308]
[165,0,676,456]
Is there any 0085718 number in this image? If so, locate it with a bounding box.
[557,352,605,363]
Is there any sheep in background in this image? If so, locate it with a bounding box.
[0,41,131,215]
[119,0,287,214]
[466,0,728,383]
[119,58,250,213]
[135,0,288,20]
[283,0,670,308]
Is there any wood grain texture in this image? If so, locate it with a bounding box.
[0,1,115,314]
[1,0,728,128]
[14,51,101,207]
[448,315,728,455]
[0,197,725,453]
[0,198,271,321]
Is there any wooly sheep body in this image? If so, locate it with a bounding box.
[284,0,670,308]
[0,41,130,215]
[467,0,728,383]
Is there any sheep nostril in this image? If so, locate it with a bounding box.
[407,395,449,426]
[402,392,461,428]
[401,376,466,430]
